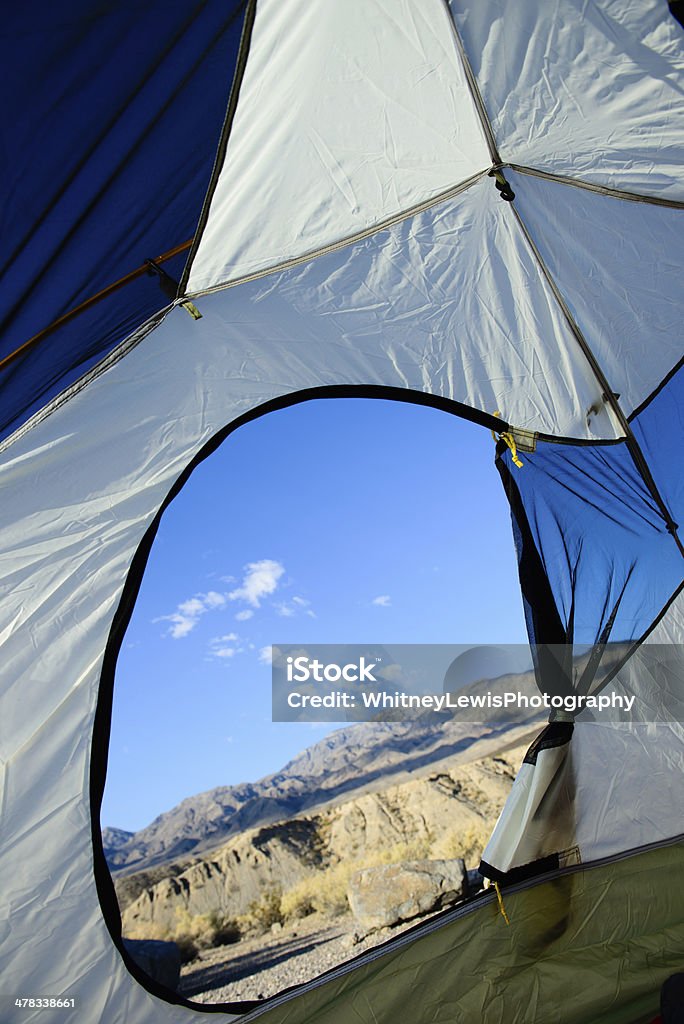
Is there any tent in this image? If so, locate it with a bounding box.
[1,1,683,1021]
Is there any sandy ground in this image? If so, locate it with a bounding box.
[179,912,408,1004]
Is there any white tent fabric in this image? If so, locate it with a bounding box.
[188,0,490,291]
[508,171,684,419]
[482,589,684,875]
[450,0,684,199]
[1,275,680,1023]
[190,179,620,440]
[189,0,684,299]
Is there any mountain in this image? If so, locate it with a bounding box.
[105,682,542,877]
[102,826,135,860]
[120,735,533,937]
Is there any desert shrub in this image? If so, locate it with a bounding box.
[459,824,490,865]
[174,934,200,964]
[430,824,490,866]
[207,911,241,946]
[280,882,316,920]
[237,886,284,935]
[295,863,350,917]
[172,908,241,953]
[277,838,437,924]
[373,837,432,865]
[122,917,199,965]
[122,921,170,943]
[122,909,240,965]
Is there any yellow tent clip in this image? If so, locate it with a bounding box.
[494,880,511,926]
[491,411,524,469]
[180,299,203,320]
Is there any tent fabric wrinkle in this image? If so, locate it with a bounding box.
[508,172,684,422]
[186,0,493,291]
[449,0,684,200]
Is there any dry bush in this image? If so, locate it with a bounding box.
[122,909,240,965]
[280,864,350,919]
[279,882,316,920]
[430,824,490,866]
[236,886,284,936]
[122,828,491,961]
[278,837,435,923]
[174,934,200,965]
[123,921,169,942]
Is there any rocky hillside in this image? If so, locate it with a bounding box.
[120,732,533,937]
[106,688,541,876]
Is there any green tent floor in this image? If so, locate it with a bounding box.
[225,837,684,1024]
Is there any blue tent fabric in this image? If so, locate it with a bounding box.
[0,0,247,442]
[497,427,683,652]
[629,362,684,532]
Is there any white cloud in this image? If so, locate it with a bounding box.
[155,610,199,639]
[372,595,392,607]
[209,632,242,661]
[156,560,288,638]
[259,645,275,664]
[155,590,231,639]
[274,595,316,619]
[229,559,285,608]
[170,616,196,639]
[177,597,205,617]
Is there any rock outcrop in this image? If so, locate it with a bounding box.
[348,858,467,935]
[121,744,527,936]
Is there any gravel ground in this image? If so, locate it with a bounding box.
[179,913,407,1004]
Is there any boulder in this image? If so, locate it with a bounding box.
[123,938,181,989]
[348,858,467,936]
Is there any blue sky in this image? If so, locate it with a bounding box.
[102,398,528,832]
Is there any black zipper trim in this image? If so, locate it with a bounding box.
[179,0,257,293]
[479,853,560,885]
[533,432,624,448]
[509,201,683,557]
[523,721,574,765]
[627,355,684,423]
[90,383,520,1016]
